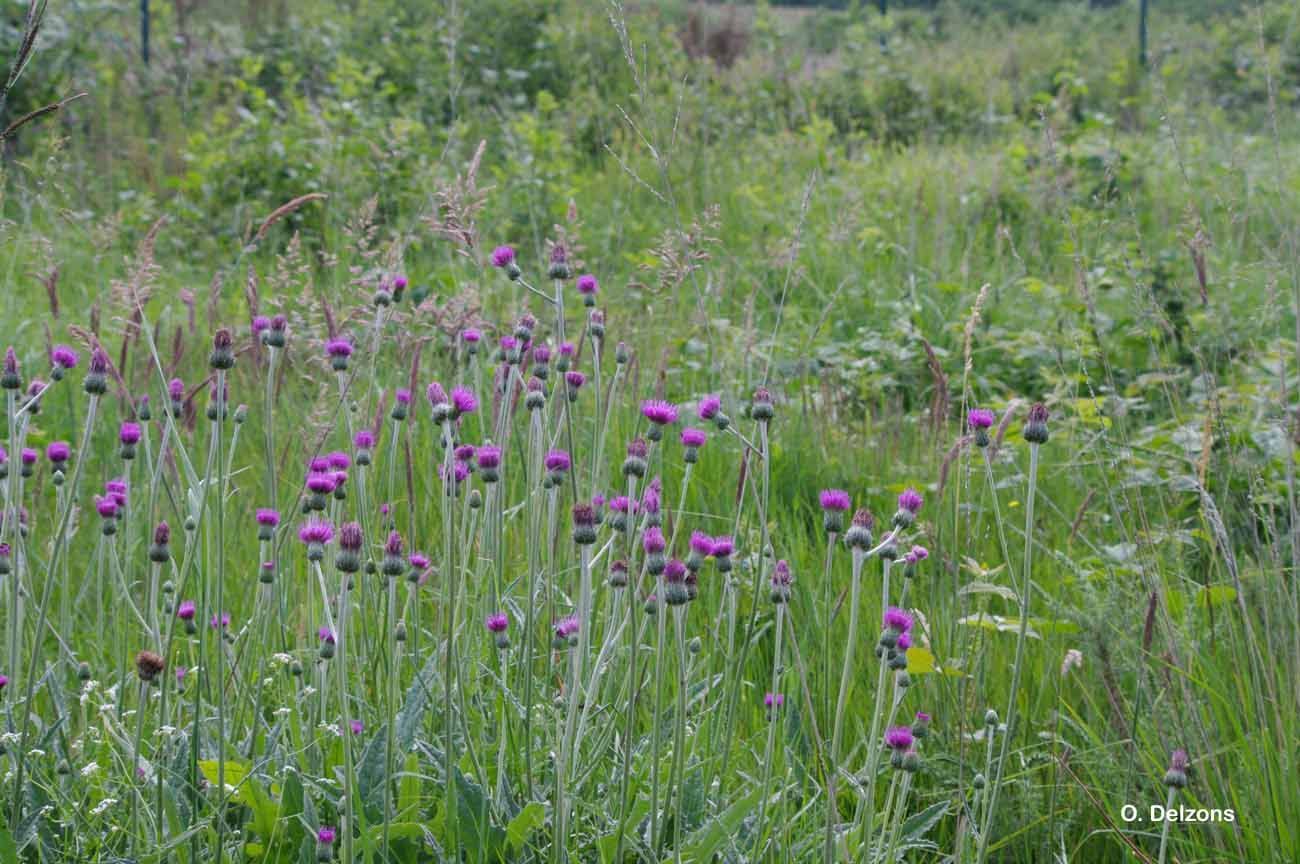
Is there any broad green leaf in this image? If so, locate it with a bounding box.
[505,802,544,851]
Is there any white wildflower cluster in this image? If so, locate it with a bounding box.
[90,798,118,816]
[80,762,100,778]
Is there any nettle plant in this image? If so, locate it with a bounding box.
[0,231,1184,863]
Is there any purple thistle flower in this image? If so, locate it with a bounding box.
[176,600,196,621]
[711,536,734,557]
[884,726,914,751]
[1,347,20,388]
[532,343,552,365]
[486,612,509,633]
[210,612,231,630]
[306,473,337,495]
[559,341,576,358]
[318,626,336,644]
[46,441,70,464]
[409,552,430,571]
[299,520,334,545]
[690,531,714,557]
[680,427,708,460]
[426,382,448,407]
[565,370,586,390]
[490,245,515,268]
[764,692,784,709]
[450,386,477,416]
[349,719,363,735]
[641,399,678,426]
[317,826,336,845]
[325,338,353,358]
[477,445,501,470]
[385,531,404,558]
[394,388,412,407]
[462,327,482,344]
[609,495,638,514]
[51,345,79,370]
[454,444,476,463]
[820,489,851,512]
[354,429,375,449]
[256,509,281,527]
[252,315,271,337]
[554,615,580,641]
[20,448,36,466]
[896,631,912,651]
[898,488,923,514]
[88,347,109,374]
[697,394,722,420]
[119,422,142,445]
[643,526,667,555]
[544,449,571,473]
[168,377,184,402]
[968,408,996,430]
[328,451,351,470]
[883,606,913,634]
[576,274,599,296]
[1024,402,1050,444]
[338,522,363,553]
[95,496,118,519]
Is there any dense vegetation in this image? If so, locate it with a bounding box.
[0,0,1297,861]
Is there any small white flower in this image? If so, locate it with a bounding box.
[273,707,292,718]
[272,653,294,666]
[0,733,19,746]
[302,686,317,698]
[28,749,45,758]
[80,762,100,778]
[158,725,176,738]
[90,798,118,816]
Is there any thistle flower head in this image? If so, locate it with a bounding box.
[51,344,79,370]
[641,399,678,426]
[627,438,648,459]
[384,530,404,558]
[681,427,707,448]
[711,536,734,557]
[477,445,501,470]
[1024,402,1050,444]
[119,422,142,445]
[354,429,375,450]
[136,650,166,683]
[426,382,448,407]
[1,347,21,389]
[898,488,923,514]
[46,441,70,464]
[664,558,687,582]
[547,243,571,280]
[642,526,667,555]
[565,370,585,390]
[544,449,571,473]
[168,377,184,402]
[256,508,281,528]
[299,520,334,545]
[751,386,774,421]
[690,531,714,557]
[764,692,784,710]
[486,611,509,633]
[450,386,477,416]
[210,612,231,630]
[462,327,482,344]
[252,315,271,336]
[338,522,363,553]
[845,508,875,552]
[95,496,118,519]
[318,626,336,644]
[820,489,851,512]
[176,600,196,621]
[576,273,598,295]
[20,448,35,465]
[968,408,996,430]
[883,606,913,634]
[554,615,580,643]
[770,559,793,603]
[1164,748,1189,788]
[325,338,353,358]
[490,245,515,268]
[317,826,337,845]
[884,726,914,751]
[698,394,721,420]
[904,545,928,565]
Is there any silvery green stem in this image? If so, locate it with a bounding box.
[213,370,230,860]
[648,585,669,854]
[753,602,787,856]
[857,556,893,860]
[976,443,1039,864]
[335,563,356,864]
[668,604,690,860]
[826,548,865,862]
[1157,785,1178,864]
